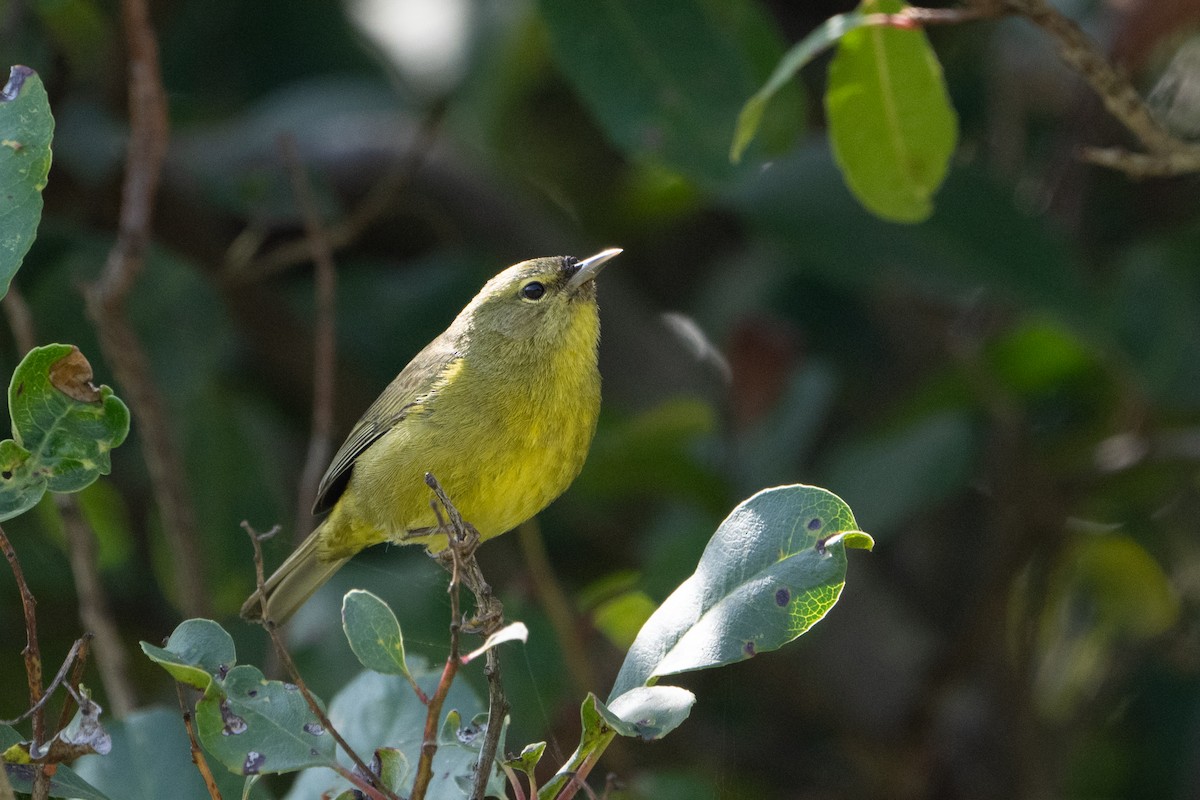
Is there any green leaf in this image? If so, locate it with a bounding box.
[610,485,872,700]
[732,10,877,162]
[140,618,237,691]
[538,0,802,186]
[284,666,486,799]
[0,66,53,297]
[71,708,259,800]
[504,741,546,776]
[341,589,410,677]
[825,0,957,222]
[0,344,130,521]
[602,686,695,741]
[195,664,336,776]
[1,725,110,800]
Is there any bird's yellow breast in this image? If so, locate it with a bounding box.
[319,302,600,559]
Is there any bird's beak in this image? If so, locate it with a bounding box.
[566,248,622,292]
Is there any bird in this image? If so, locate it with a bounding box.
[241,248,621,624]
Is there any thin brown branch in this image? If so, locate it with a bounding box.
[3,285,138,715]
[278,134,339,540]
[1080,145,1200,177]
[887,1,1200,176]
[0,637,85,727]
[332,763,392,800]
[54,495,137,716]
[410,478,466,800]
[174,684,223,800]
[84,0,209,617]
[54,634,91,734]
[224,103,445,282]
[240,522,400,800]
[421,473,509,800]
[1000,0,1178,154]
[0,524,44,745]
[0,522,49,800]
[472,647,510,800]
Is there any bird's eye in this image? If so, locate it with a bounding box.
[520,281,546,301]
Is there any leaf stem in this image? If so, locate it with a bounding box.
[174,684,223,800]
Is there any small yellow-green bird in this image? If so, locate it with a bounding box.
[241,249,620,623]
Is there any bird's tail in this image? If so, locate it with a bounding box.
[240,522,350,624]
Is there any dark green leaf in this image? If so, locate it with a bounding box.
[0,344,130,521]
[140,618,237,691]
[610,485,872,699]
[825,0,957,222]
[0,66,53,297]
[539,0,802,186]
[341,589,410,677]
[195,664,336,776]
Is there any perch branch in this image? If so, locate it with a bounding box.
[419,473,511,800]
[241,522,400,800]
[85,0,209,617]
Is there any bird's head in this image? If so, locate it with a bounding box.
[462,248,621,345]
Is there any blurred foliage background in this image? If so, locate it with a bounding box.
[3,0,1200,797]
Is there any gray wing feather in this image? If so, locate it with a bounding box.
[312,334,461,514]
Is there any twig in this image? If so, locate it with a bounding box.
[3,284,138,716]
[175,684,223,800]
[1079,146,1200,178]
[879,0,1200,176]
[472,647,510,800]
[225,104,446,282]
[240,522,400,800]
[0,637,86,727]
[409,480,466,800]
[0,524,44,745]
[1000,0,1179,155]
[54,635,92,734]
[84,0,209,617]
[421,473,510,800]
[332,763,392,800]
[54,496,137,716]
[277,134,339,539]
[0,522,49,799]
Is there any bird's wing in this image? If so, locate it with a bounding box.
[312,335,462,514]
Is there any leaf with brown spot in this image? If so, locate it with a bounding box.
[0,344,129,521]
[49,346,101,403]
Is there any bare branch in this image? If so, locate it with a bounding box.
[84,0,209,617]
